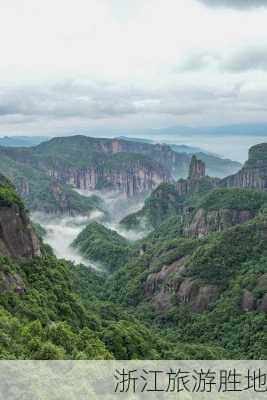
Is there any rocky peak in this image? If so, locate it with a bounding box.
[188,155,206,180]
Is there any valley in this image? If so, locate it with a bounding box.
[0,136,266,360]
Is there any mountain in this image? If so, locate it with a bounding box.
[121,156,220,229]
[0,135,241,217]
[0,174,226,359]
[105,184,267,358]
[0,136,49,147]
[183,188,267,238]
[121,146,267,231]
[0,135,188,203]
[72,222,132,271]
[1,142,267,359]
[118,136,208,153]
[0,153,103,215]
[117,135,242,177]
[125,123,267,137]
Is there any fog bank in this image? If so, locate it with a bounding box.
[75,189,149,240]
[31,213,102,269]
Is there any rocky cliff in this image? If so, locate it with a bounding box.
[182,187,267,238]
[47,157,169,197]
[35,137,178,197]
[0,136,177,198]
[99,138,189,178]
[222,143,267,191]
[183,207,255,238]
[0,175,40,258]
[144,256,219,313]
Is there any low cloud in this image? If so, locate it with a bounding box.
[197,0,267,10]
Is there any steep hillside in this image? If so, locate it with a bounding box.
[183,188,267,238]
[106,210,267,358]
[121,145,267,232]
[0,174,224,359]
[0,154,103,215]
[72,222,132,271]
[0,174,40,258]
[120,183,183,229]
[121,156,219,230]
[0,136,175,198]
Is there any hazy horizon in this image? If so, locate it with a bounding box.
[1,130,266,162]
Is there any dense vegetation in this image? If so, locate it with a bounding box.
[120,183,183,229]
[72,222,133,271]
[0,139,267,361]
[120,177,220,230]
[1,182,267,359]
[0,247,229,359]
[198,188,267,211]
[0,173,24,209]
[106,212,267,359]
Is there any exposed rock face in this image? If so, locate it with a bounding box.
[222,143,267,191]
[189,155,206,179]
[41,138,180,197]
[16,177,30,197]
[0,270,26,294]
[144,257,219,313]
[0,136,190,198]
[0,204,40,259]
[176,279,218,312]
[48,164,169,197]
[259,294,267,313]
[175,159,219,197]
[241,274,267,313]
[241,290,255,312]
[100,139,189,178]
[184,208,256,238]
[256,273,267,313]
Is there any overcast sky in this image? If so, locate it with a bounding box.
[0,0,267,136]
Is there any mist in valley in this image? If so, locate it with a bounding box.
[75,188,150,240]
[31,212,103,269]
[31,190,148,268]
[30,134,265,267]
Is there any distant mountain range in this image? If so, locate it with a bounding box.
[0,136,50,147]
[0,135,241,215]
[126,123,267,137]
[117,136,220,156]
[2,122,267,149]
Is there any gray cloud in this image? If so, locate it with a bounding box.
[178,47,267,73]
[198,0,267,9]
[0,79,266,131]
[0,81,211,122]
[223,48,267,72]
